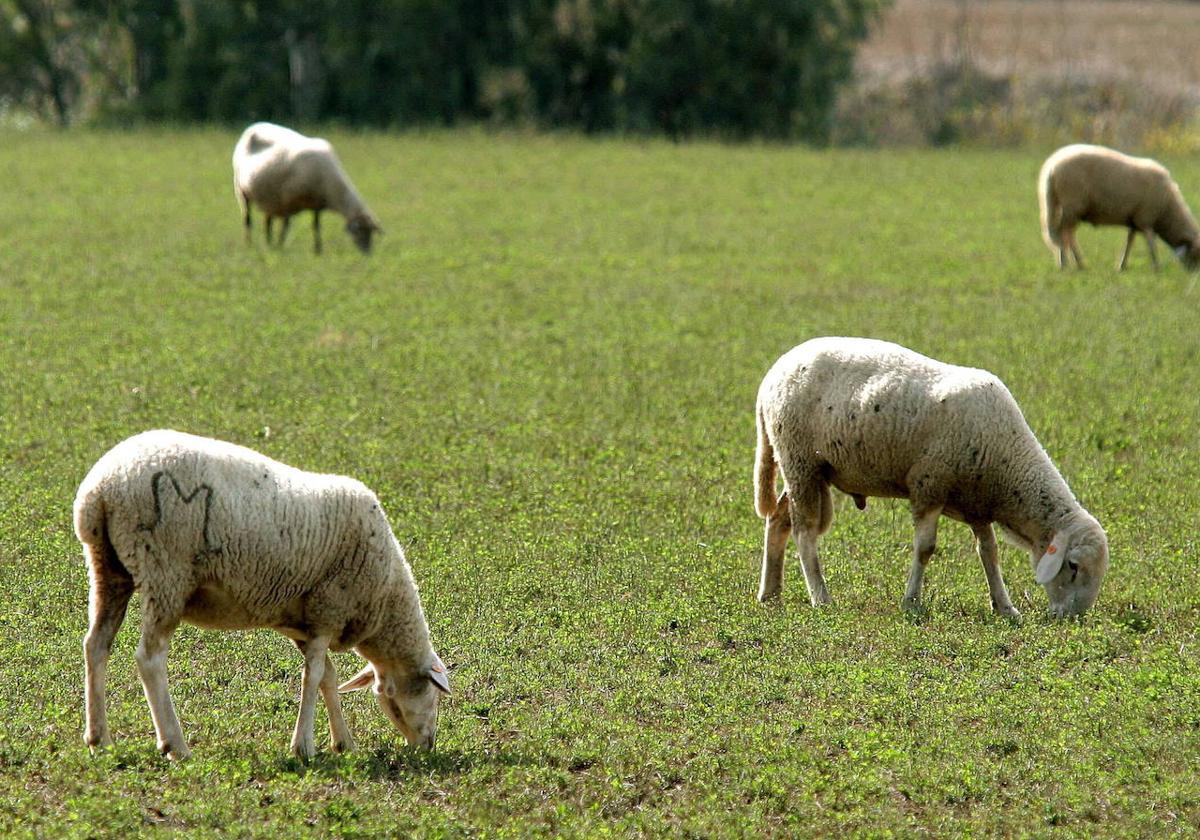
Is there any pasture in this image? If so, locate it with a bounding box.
[0,129,1198,836]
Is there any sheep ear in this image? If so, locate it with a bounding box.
[338,664,376,693]
[1035,533,1067,584]
[428,653,451,695]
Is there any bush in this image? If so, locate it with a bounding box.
[1,0,890,140]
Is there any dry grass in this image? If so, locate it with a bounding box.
[859,0,1200,95]
[842,0,1200,148]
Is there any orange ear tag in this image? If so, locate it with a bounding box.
[432,662,445,673]
[1047,544,1058,554]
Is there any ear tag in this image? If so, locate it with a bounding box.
[429,653,452,695]
[1035,534,1067,584]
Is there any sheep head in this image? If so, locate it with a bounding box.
[1033,517,1109,618]
[339,652,450,749]
[346,214,382,254]
[1174,241,1200,271]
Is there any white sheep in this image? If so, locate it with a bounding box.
[754,337,1109,619]
[1038,143,1200,271]
[74,430,449,761]
[233,122,381,254]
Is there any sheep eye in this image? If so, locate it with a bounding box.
[1067,559,1079,581]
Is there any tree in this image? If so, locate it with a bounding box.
[0,0,84,125]
[0,0,890,138]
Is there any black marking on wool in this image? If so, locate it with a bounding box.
[137,470,222,555]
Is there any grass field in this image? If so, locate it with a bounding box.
[1,129,1199,837]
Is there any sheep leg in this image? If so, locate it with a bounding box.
[82,542,134,749]
[291,636,331,761]
[1056,226,1069,269]
[1065,227,1084,268]
[135,612,188,759]
[1145,231,1160,270]
[277,216,291,247]
[264,215,274,246]
[758,490,791,602]
[902,506,942,610]
[1118,228,1136,271]
[294,641,355,753]
[241,195,252,245]
[791,481,833,606]
[319,654,355,752]
[973,523,1019,618]
[312,210,322,255]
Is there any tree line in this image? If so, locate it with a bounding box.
[0,0,888,141]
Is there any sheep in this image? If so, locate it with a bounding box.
[233,122,381,254]
[1038,143,1200,271]
[754,337,1109,619]
[74,429,449,761]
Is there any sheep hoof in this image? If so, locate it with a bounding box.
[332,736,355,754]
[84,731,112,750]
[901,598,930,622]
[291,737,316,762]
[996,605,1022,622]
[163,743,190,762]
[756,587,782,604]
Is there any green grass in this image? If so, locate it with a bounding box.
[1,128,1198,837]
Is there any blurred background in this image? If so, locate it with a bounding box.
[1,0,1198,150]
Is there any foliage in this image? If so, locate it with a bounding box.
[0,0,888,139]
[0,0,84,124]
[0,129,1199,835]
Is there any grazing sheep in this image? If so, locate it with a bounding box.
[1038,143,1200,271]
[233,122,381,254]
[754,337,1109,619]
[75,430,448,761]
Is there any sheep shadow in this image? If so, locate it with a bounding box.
[273,744,533,780]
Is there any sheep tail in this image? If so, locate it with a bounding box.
[754,403,778,519]
[1038,166,1062,250]
[74,488,133,613]
[74,485,108,548]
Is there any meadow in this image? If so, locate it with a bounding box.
[0,129,1198,837]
